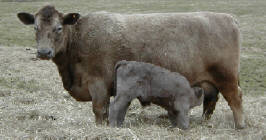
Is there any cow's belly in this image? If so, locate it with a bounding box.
[133,49,206,84]
[69,85,91,101]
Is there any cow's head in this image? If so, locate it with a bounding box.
[17,5,80,60]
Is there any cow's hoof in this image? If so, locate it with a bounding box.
[202,114,211,120]
[235,122,245,129]
[202,111,213,121]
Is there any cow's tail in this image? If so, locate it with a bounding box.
[235,16,241,88]
[112,60,128,97]
[238,72,241,87]
[229,14,241,89]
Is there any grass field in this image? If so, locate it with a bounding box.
[0,0,265,139]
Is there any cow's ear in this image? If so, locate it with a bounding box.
[17,12,34,25]
[63,13,80,25]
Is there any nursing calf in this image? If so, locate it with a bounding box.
[109,61,204,129]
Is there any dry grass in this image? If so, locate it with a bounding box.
[0,47,265,139]
[0,0,266,139]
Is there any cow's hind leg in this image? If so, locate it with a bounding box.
[208,64,245,129]
[212,75,245,129]
[220,83,244,129]
[108,95,131,127]
[200,82,219,120]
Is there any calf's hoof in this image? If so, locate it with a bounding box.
[108,123,116,128]
[179,125,189,130]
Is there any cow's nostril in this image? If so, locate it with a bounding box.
[37,49,53,58]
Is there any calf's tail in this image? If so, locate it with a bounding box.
[112,60,128,97]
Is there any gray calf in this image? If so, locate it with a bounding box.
[109,61,204,129]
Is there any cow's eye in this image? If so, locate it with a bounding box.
[54,26,62,33]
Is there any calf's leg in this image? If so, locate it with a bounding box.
[108,95,131,127]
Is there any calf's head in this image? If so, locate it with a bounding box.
[17,5,80,60]
[191,87,204,108]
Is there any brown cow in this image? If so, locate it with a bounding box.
[17,5,245,128]
[109,60,204,129]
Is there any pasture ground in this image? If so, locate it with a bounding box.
[0,0,265,139]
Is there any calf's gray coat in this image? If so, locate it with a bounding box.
[109,60,204,129]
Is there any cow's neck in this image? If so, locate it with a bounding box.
[52,26,75,91]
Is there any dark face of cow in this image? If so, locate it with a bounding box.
[17,5,80,60]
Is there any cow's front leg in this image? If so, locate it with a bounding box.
[88,79,110,125]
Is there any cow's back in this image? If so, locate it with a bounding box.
[121,12,240,85]
[76,12,240,87]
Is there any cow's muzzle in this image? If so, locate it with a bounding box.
[37,48,54,60]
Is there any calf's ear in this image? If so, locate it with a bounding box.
[63,13,80,25]
[17,12,34,25]
[193,87,204,98]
